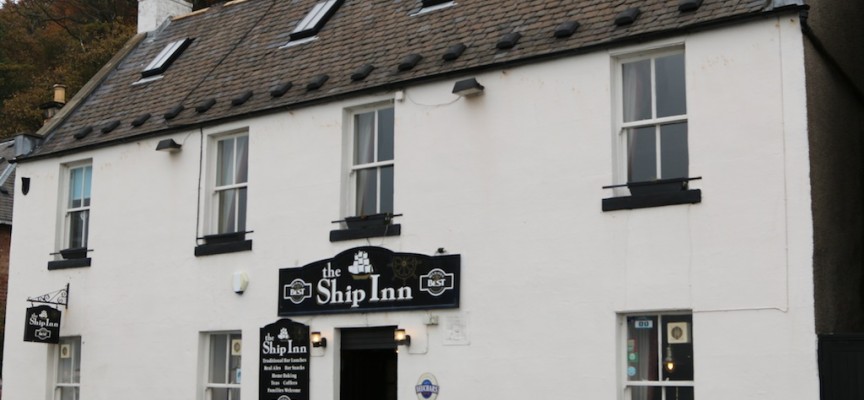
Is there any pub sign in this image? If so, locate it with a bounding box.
[278,246,460,316]
[23,305,61,344]
[260,319,310,400]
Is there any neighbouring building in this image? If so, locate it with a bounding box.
[2,0,862,399]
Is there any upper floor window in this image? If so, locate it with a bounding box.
[54,336,82,400]
[619,50,688,185]
[623,313,694,400]
[214,134,248,234]
[351,105,394,217]
[603,48,700,211]
[65,163,91,250]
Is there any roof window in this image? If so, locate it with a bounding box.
[142,38,194,78]
[290,0,344,41]
[412,0,455,15]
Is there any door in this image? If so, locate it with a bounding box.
[340,327,397,400]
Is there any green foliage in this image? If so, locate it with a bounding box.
[0,0,137,138]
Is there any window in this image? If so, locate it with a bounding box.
[141,38,193,78]
[351,106,394,217]
[54,337,81,400]
[65,163,92,251]
[214,134,248,235]
[604,49,700,211]
[289,0,344,41]
[623,313,694,400]
[619,50,688,186]
[205,332,242,400]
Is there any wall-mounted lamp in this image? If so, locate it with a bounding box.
[395,328,411,346]
[664,345,675,373]
[155,138,182,152]
[452,78,484,97]
[311,331,327,348]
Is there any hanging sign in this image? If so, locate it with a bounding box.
[278,246,460,316]
[259,319,310,400]
[23,305,61,344]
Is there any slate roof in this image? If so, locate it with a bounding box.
[28,0,803,159]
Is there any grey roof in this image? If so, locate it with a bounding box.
[28,0,804,159]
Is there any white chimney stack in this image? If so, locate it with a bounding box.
[138,0,193,33]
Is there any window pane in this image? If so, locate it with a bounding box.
[210,335,228,384]
[628,386,661,400]
[230,388,241,400]
[218,189,237,233]
[626,316,658,382]
[217,138,235,187]
[661,314,695,381]
[623,59,651,122]
[356,168,377,216]
[68,210,88,249]
[380,166,394,214]
[377,107,394,161]
[656,53,686,118]
[627,127,657,183]
[69,168,83,208]
[354,112,375,165]
[235,136,248,184]
[81,166,92,207]
[59,387,79,400]
[665,386,694,400]
[212,388,229,400]
[237,188,247,233]
[660,122,688,179]
[229,336,241,384]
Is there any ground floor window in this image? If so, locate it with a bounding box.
[624,313,694,400]
[340,327,397,400]
[205,332,242,400]
[55,336,81,400]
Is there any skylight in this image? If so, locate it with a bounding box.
[290,0,344,41]
[141,38,194,78]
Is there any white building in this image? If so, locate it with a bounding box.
[3,0,862,399]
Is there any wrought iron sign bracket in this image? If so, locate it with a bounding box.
[26,283,69,309]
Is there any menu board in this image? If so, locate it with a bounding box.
[260,319,310,400]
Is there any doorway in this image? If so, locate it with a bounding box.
[340,326,397,400]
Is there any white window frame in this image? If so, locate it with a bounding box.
[201,331,242,400]
[207,131,249,236]
[59,161,92,250]
[619,312,694,400]
[613,46,688,192]
[343,101,395,218]
[52,336,82,400]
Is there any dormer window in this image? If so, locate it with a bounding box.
[141,38,194,78]
[289,0,344,41]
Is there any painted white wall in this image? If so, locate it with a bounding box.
[3,16,817,400]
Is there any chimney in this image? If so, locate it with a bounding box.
[39,84,66,125]
[138,0,193,33]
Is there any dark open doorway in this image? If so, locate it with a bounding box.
[340,327,398,400]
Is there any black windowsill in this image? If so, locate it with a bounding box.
[603,188,701,211]
[48,258,91,270]
[195,231,253,256]
[330,213,401,242]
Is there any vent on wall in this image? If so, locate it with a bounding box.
[141,38,194,78]
[290,0,344,41]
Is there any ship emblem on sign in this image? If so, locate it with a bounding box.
[415,373,440,400]
[285,279,312,304]
[419,269,454,296]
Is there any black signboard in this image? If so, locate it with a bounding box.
[278,246,460,316]
[23,305,61,344]
[260,319,310,400]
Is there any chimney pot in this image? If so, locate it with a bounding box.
[53,84,67,104]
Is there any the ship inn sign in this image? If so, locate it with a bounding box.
[278,246,460,316]
[23,305,61,344]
